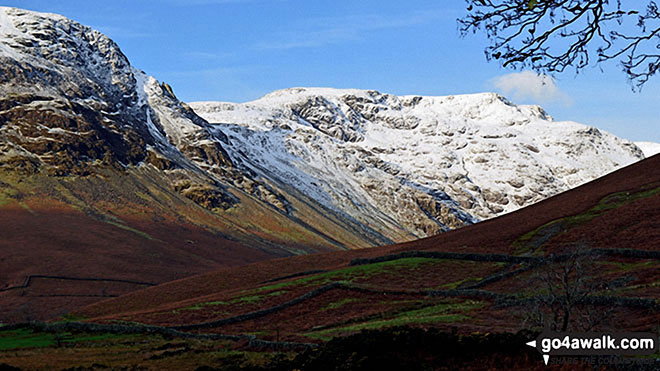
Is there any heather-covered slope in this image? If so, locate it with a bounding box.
[0,165,344,322]
[77,154,660,342]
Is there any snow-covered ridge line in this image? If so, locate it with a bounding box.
[0,6,306,235]
[190,87,644,238]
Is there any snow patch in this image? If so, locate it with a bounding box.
[635,141,660,158]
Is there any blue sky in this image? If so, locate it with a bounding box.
[4,0,659,142]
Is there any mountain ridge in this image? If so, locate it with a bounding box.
[635,141,660,157]
[190,86,644,238]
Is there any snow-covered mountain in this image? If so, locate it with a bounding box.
[0,6,645,247]
[190,88,644,238]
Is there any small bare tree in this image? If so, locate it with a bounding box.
[522,244,611,332]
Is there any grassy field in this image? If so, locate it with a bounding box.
[0,327,288,370]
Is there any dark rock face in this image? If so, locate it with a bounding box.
[0,95,147,175]
[0,8,153,176]
[0,7,292,213]
[173,180,237,211]
[291,96,365,143]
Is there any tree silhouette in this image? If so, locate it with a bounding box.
[459,1,660,90]
[522,244,619,332]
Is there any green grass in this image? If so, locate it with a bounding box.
[173,300,229,313]
[106,220,156,241]
[168,257,508,319]
[108,319,148,326]
[63,333,132,343]
[305,300,484,341]
[608,279,660,295]
[513,185,660,255]
[0,329,58,350]
[181,300,227,311]
[231,294,264,305]
[600,261,657,272]
[173,290,288,313]
[437,276,483,290]
[18,201,36,215]
[254,258,442,295]
[512,219,563,255]
[58,313,88,322]
[321,298,363,311]
[0,329,138,350]
[0,182,23,208]
[229,290,287,305]
[0,327,291,370]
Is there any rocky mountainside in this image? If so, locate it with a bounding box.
[0,6,267,210]
[191,88,644,238]
[0,6,645,247]
[0,6,389,256]
[0,6,375,321]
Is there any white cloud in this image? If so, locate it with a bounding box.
[490,71,573,106]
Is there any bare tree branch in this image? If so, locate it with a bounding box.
[521,243,617,332]
[460,0,660,90]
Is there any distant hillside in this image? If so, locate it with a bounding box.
[192,88,643,238]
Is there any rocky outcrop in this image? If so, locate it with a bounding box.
[0,6,288,213]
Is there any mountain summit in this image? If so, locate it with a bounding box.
[190,87,643,238]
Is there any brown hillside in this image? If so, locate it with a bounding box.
[0,166,344,322]
[76,155,660,340]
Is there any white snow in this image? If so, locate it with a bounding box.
[0,7,23,60]
[190,88,644,237]
[635,141,660,158]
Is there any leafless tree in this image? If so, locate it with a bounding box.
[459,1,660,90]
[522,244,610,332]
